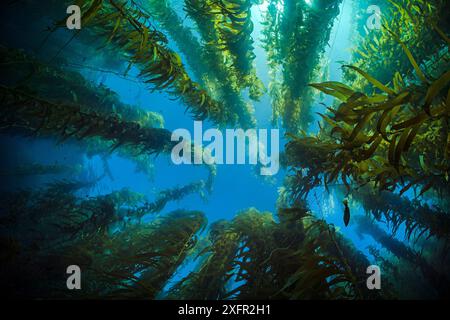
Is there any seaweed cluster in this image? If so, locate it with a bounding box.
[262,0,342,132]
[0,0,449,300]
[284,7,450,198]
[166,204,390,299]
[70,0,236,125]
[185,0,265,100]
[0,181,207,298]
[281,0,450,299]
[0,186,388,299]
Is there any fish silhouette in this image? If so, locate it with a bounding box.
[343,199,351,226]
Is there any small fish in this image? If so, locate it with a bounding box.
[343,199,351,227]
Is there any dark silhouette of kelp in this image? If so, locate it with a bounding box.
[168,205,388,300]
[0,182,207,298]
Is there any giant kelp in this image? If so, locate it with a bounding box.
[0,83,217,188]
[355,215,450,298]
[262,0,342,132]
[0,43,217,187]
[0,181,207,298]
[140,0,215,88]
[167,219,241,299]
[347,0,450,90]
[350,185,450,242]
[1,0,450,301]
[182,0,259,127]
[185,0,265,100]
[0,46,164,180]
[168,205,386,300]
[133,180,212,220]
[284,27,450,198]
[139,0,257,128]
[261,0,283,125]
[66,0,235,125]
[0,46,163,128]
[277,1,450,300]
[0,86,175,155]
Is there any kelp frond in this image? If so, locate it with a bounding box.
[285,36,450,197]
[72,0,234,125]
[0,85,175,155]
[169,205,385,300]
[262,0,343,132]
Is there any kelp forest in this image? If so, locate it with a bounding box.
[0,0,449,300]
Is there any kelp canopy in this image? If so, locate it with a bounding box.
[0,0,450,300]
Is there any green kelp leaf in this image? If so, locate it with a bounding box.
[107,17,122,44]
[377,105,401,141]
[387,29,428,84]
[309,82,355,101]
[423,70,450,115]
[393,72,405,93]
[419,155,430,174]
[343,65,396,95]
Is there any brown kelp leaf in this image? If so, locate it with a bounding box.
[399,181,414,196]
[388,134,399,165]
[360,135,382,160]
[377,105,401,141]
[347,113,375,143]
[106,17,122,44]
[394,127,413,168]
[446,88,450,109]
[392,113,428,131]
[347,94,387,112]
[355,91,410,115]
[375,91,410,113]
[403,123,422,153]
